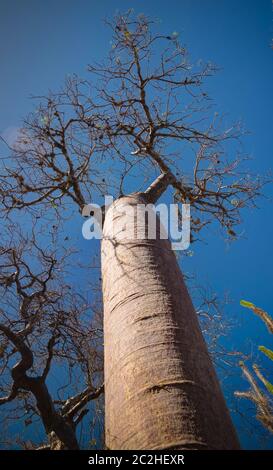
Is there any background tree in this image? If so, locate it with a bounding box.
[0,225,103,449]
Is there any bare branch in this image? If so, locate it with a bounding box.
[143,172,173,203]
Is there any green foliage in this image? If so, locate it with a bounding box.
[240,300,255,308]
[259,346,273,362]
[240,300,273,334]
[236,301,273,434]
[89,438,97,448]
[264,380,273,395]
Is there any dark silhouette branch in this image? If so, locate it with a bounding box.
[64,384,104,419]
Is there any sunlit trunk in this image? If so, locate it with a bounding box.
[101,193,239,450]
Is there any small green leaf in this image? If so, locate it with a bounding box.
[259,346,273,362]
[240,300,255,309]
[264,380,273,395]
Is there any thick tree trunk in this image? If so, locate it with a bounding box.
[101,193,239,450]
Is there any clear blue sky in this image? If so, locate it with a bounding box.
[1,0,273,449]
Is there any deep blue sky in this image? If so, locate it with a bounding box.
[1,0,273,449]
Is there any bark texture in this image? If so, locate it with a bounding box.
[101,193,240,450]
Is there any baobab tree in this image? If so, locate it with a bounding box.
[0,12,267,449]
[0,226,103,449]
